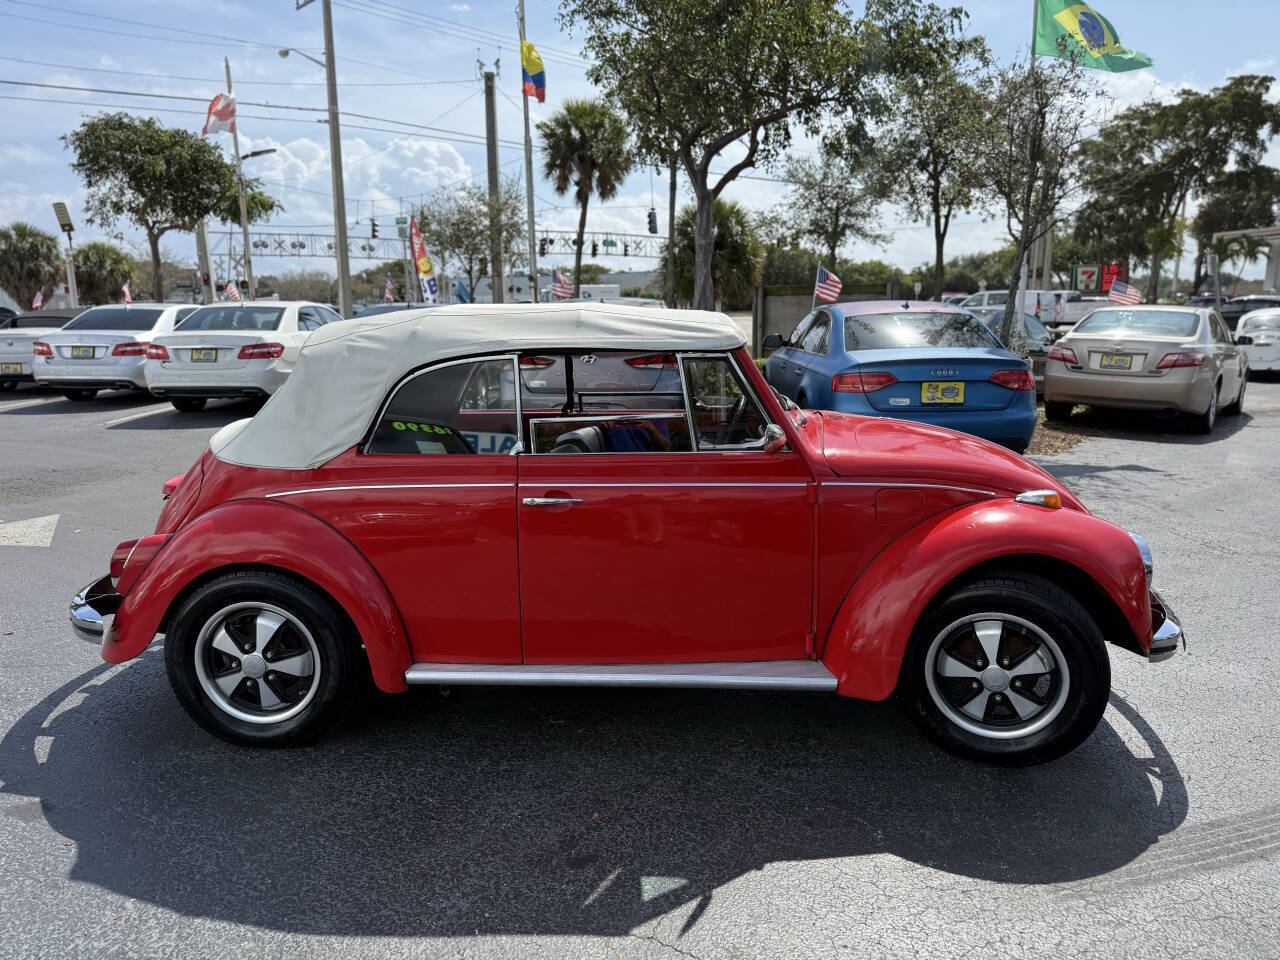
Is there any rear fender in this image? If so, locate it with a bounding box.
[104,499,411,693]
[821,500,1149,701]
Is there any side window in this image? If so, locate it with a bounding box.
[1208,314,1229,343]
[297,307,319,332]
[787,313,814,345]
[368,358,518,455]
[177,307,197,324]
[319,307,343,325]
[987,292,1009,306]
[682,355,769,450]
[961,293,983,307]
[799,314,830,355]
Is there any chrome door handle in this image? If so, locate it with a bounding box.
[522,497,583,507]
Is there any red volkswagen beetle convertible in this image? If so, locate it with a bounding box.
[70,304,1182,764]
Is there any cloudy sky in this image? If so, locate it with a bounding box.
[1,0,1276,287]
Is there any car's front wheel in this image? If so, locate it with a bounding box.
[901,573,1110,766]
[164,570,358,746]
[170,397,207,413]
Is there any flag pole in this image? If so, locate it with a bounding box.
[517,0,539,303]
[224,58,255,300]
[811,265,820,313]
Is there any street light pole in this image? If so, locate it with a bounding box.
[516,0,538,303]
[224,57,256,300]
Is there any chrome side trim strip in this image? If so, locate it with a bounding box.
[404,660,837,691]
[823,481,996,497]
[515,482,808,488]
[265,483,513,498]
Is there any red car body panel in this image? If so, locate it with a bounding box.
[100,344,1154,699]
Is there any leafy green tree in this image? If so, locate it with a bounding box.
[62,113,279,301]
[562,0,964,310]
[418,177,525,301]
[1189,165,1280,293]
[0,222,63,308]
[782,150,885,266]
[537,98,632,296]
[72,240,134,304]
[274,270,337,303]
[656,199,762,308]
[761,244,823,287]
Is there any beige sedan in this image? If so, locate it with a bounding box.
[1043,305,1249,434]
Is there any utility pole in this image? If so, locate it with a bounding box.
[224,57,256,299]
[483,69,504,304]
[195,222,214,303]
[516,0,538,303]
[321,0,352,317]
[666,153,676,307]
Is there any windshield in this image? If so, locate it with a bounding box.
[843,311,1000,351]
[62,306,163,332]
[178,306,284,331]
[1240,313,1280,334]
[12,315,72,329]
[1073,309,1199,338]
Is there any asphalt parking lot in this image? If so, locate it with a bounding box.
[1,383,1278,960]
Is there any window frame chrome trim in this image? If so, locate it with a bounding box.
[514,481,808,489]
[679,350,777,452]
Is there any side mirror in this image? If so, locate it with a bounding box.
[1235,334,1253,345]
[762,333,786,350]
[762,423,787,454]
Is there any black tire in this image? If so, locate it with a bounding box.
[164,570,359,746]
[0,381,17,392]
[1222,376,1245,416]
[171,397,207,413]
[1191,382,1219,434]
[900,573,1111,766]
[1044,401,1072,422]
[62,388,98,401]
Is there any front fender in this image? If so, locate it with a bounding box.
[821,500,1149,701]
[104,499,412,693]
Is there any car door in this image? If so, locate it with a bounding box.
[766,313,814,400]
[792,312,832,406]
[517,350,814,664]
[1209,312,1240,400]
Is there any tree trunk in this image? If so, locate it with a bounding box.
[1147,250,1161,303]
[665,154,676,308]
[148,231,164,302]
[1191,244,1206,295]
[573,197,589,297]
[692,190,715,311]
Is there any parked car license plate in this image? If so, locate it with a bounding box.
[0,363,20,375]
[70,346,94,359]
[922,381,964,404]
[1099,353,1132,369]
[190,348,217,362]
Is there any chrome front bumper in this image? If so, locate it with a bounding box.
[70,575,122,644]
[1148,589,1184,663]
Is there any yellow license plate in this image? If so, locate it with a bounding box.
[922,381,965,404]
[190,348,217,362]
[70,345,94,359]
[0,363,20,375]
[1099,353,1132,369]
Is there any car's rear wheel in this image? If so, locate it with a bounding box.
[62,388,98,401]
[171,397,207,413]
[1191,382,1219,434]
[1044,401,1072,421]
[0,381,17,392]
[164,570,358,746]
[1223,376,1245,416]
[900,573,1110,766]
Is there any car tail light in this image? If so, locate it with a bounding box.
[831,371,897,393]
[519,355,554,367]
[146,343,170,360]
[1156,351,1208,369]
[112,342,148,357]
[989,369,1035,391]
[1047,344,1077,364]
[625,352,676,367]
[238,342,284,359]
[33,340,52,356]
[161,474,185,499]
[111,533,171,594]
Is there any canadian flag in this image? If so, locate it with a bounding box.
[201,93,237,136]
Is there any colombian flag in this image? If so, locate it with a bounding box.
[1033,1,1153,73]
[521,40,545,103]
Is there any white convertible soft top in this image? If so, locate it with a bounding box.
[211,302,746,470]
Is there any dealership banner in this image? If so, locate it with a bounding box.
[409,216,439,304]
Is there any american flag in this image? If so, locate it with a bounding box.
[121,281,131,305]
[225,281,240,302]
[551,269,573,300]
[814,265,842,303]
[384,274,395,302]
[1108,280,1142,305]
[31,289,43,309]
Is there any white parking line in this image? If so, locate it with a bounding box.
[103,404,173,427]
[0,396,62,413]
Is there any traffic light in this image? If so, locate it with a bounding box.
[201,272,210,287]
[538,238,547,256]
[238,279,248,292]
[591,241,598,256]
[371,218,379,239]
[623,243,629,257]
[647,208,658,234]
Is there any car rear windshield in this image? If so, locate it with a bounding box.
[1240,313,1280,333]
[1073,309,1199,338]
[178,306,285,331]
[62,307,163,331]
[843,311,1000,351]
[12,315,71,329]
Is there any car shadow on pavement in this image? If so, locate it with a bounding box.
[1051,407,1253,444]
[105,398,262,430]
[0,654,1186,938]
[0,390,159,415]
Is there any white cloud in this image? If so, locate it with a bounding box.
[0,144,56,167]
[449,3,470,11]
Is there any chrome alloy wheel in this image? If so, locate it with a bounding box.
[193,602,321,725]
[923,613,1070,740]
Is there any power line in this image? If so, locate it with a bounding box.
[356,0,584,61]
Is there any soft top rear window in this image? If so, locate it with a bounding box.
[843,311,1000,351]
[63,306,163,331]
[178,306,284,331]
[1073,309,1199,338]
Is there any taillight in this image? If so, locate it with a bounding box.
[989,369,1035,391]
[519,356,554,367]
[146,343,170,360]
[33,340,52,356]
[109,539,139,585]
[1047,344,1078,364]
[1156,351,1208,369]
[832,371,897,392]
[238,342,284,359]
[161,474,185,499]
[625,352,676,367]
[112,533,171,594]
[112,342,148,357]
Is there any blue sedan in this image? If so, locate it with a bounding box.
[763,300,1037,453]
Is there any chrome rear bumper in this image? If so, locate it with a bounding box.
[70,575,121,644]
[1148,589,1184,663]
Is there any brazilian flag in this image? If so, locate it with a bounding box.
[1033,1,1153,72]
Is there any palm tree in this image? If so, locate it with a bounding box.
[73,240,134,305]
[0,222,64,309]
[657,200,763,309]
[537,99,632,296]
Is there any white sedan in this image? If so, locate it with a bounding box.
[1,308,81,390]
[1237,309,1280,372]
[32,303,197,400]
[144,301,342,411]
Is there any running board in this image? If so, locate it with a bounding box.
[403,660,837,691]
